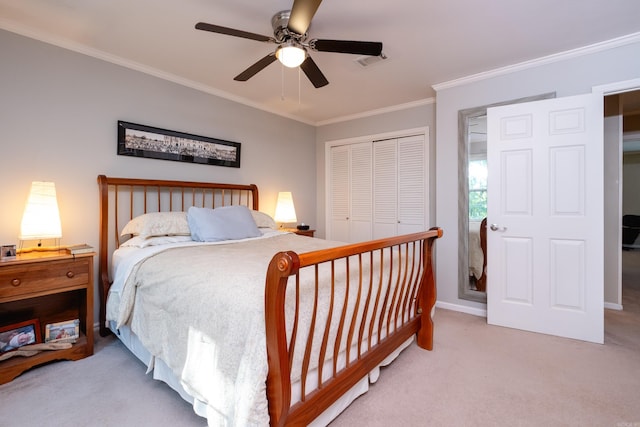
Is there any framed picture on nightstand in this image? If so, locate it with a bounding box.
[0,244,16,261]
[45,319,80,344]
[0,319,40,353]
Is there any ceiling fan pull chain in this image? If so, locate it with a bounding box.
[298,67,301,106]
[281,63,285,101]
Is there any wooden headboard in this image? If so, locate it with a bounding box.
[96,175,259,336]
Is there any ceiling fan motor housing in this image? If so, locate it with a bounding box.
[272,10,307,43]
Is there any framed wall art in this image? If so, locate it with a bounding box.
[117,121,241,168]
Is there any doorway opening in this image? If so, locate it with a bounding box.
[604,88,640,348]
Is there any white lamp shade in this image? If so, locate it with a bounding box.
[19,181,62,240]
[276,45,306,68]
[274,192,297,224]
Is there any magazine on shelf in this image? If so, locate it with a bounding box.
[66,244,94,255]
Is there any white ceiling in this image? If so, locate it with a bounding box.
[1,0,640,125]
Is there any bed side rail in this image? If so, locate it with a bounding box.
[265,227,442,426]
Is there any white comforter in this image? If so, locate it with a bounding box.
[108,232,347,426]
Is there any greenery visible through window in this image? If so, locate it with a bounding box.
[469,158,487,221]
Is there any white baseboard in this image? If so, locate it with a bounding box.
[604,302,623,311]
[435,300,487,317]
[437,300,624,315]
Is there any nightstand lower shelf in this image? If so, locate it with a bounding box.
[0,334,89,384]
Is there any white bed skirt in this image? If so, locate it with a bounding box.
[108,320,413,426]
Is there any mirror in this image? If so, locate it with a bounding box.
[458,93,556,303]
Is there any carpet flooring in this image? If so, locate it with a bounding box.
[1,252,639,426]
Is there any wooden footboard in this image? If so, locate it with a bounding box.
[265,228,442,426]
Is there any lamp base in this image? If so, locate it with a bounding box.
[17,238,63,254]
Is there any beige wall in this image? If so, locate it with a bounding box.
[0,30,316,321]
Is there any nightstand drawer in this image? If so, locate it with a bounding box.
[0,258,90,299]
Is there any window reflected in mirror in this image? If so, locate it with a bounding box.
[469,158,487,221]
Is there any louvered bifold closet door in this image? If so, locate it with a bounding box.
[329,142,372,243]
[349,142,373,242]
[397,134,426,235]
[373,139,398,239]
[373,135,426,239]
[330,145,350,243]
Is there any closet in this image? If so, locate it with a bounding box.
[328,133,427,243]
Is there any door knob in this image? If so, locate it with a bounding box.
[490,223,507,232]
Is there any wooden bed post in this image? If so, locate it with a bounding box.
[264,251,300,427]
[415,227,443,350]
[97,175,111,337]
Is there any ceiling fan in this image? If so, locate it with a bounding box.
[195,0,383,88]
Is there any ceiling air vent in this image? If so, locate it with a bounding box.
[355,52,388,68]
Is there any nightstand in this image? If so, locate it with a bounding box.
[283,228,316,237]
[0,250,94,384]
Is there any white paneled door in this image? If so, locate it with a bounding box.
[486,93,604,344]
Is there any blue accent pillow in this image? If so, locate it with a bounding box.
[187,205,261,242]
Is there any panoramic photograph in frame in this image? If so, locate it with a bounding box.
[117,121,241,168]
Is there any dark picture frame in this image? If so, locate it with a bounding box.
[117,121,241,168]
[0,319,41,353]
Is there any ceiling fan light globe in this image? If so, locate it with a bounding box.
[276,45,306,68]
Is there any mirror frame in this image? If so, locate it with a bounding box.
[458,93,556,303]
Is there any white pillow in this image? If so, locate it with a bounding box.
[121,211,190,238]
[188,205,261,242]
[120,235,193,248]
[251,210,277,229]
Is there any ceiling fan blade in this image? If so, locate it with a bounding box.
[311,39,383,56]
[195,22,275,43]
[300,56,329,88]
[288,0,322,35]
[234,53,278,81]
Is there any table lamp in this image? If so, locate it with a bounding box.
[19,181,62,250]
[274,191,297,227]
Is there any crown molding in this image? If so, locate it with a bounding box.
[5,17,637,128]
[0,18,434,127]
[432,32,640,92]
[315,98,436,127]
[0,19,317,126]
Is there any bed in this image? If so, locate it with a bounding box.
[97,175,442,426]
